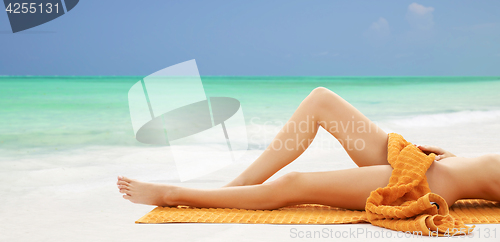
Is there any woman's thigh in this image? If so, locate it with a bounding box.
[309,87,388,167]
[285,160,464,210]
[284,165,393,210]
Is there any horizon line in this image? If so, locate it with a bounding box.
[1,75,500,78]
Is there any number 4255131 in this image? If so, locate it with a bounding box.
[5,3,59,14]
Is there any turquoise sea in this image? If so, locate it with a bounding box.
[1,76,500,159]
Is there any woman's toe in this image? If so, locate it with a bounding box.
[121,176,133,183]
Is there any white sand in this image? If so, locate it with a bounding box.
[1,121,500,242]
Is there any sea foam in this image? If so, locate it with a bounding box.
[389,110,500,127]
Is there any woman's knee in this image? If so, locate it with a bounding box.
[261,172,304,207]
[305,87,341,110]
[308,87,337,100]
[309,86,331,96]
[269,172,303,192]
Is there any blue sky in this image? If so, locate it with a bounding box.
[1,0,499,76]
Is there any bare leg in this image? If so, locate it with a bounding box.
[118,154,500,210]
[226,87,388,187]
[118,167,394,210]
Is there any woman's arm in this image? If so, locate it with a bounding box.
[417,145,456,161]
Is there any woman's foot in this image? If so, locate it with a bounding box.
[117,176,177,206]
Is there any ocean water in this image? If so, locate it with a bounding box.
[1,76,500,158]
[1,76,500,175]
[2,76,500,241]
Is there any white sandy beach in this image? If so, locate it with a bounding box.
[2,119,500,242]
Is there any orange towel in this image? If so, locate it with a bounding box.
[365,133,474,236]
[137,199,500,224]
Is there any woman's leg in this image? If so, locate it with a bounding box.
[118,154,500,210]
[226,87,388,186]
[118,166,394,210]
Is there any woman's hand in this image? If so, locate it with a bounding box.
[416,145,456,161]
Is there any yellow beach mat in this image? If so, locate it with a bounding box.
[136,199,500,225]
